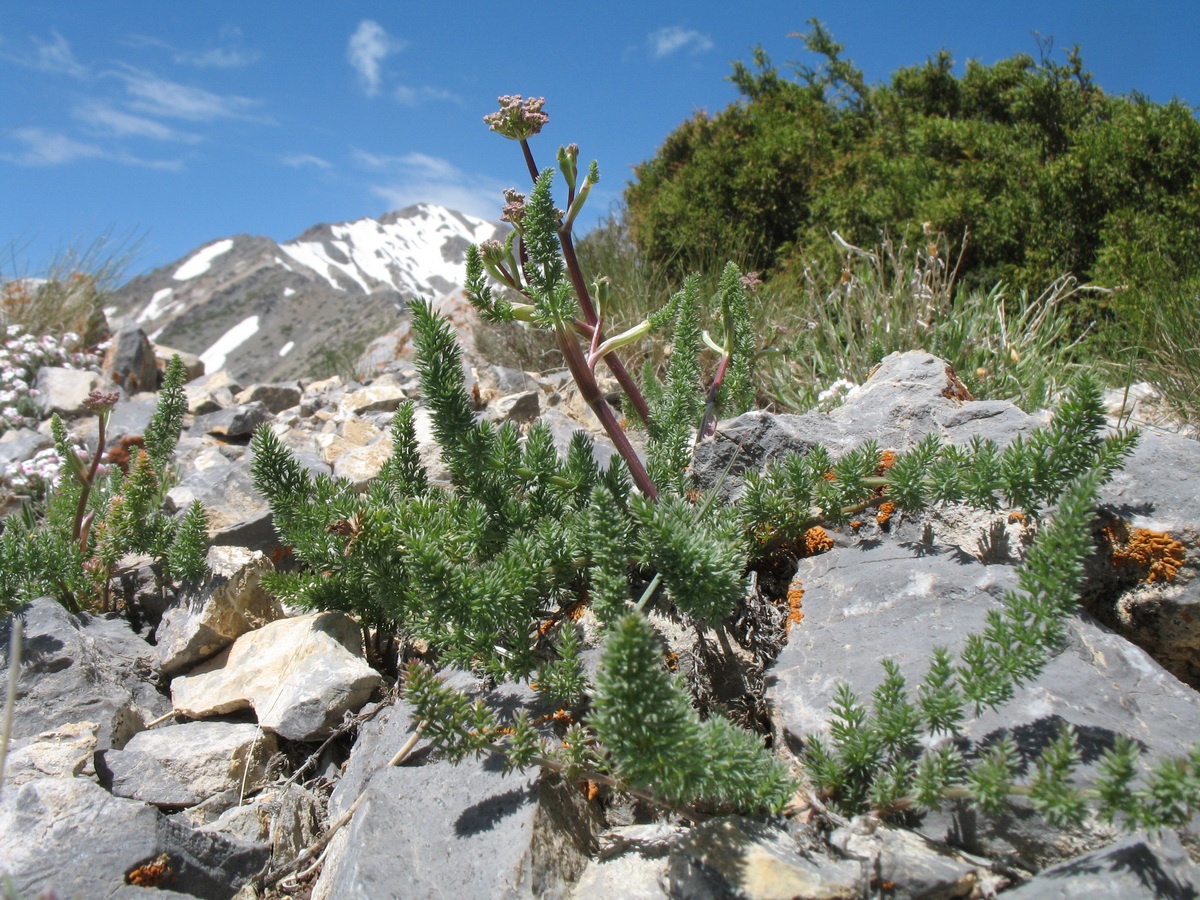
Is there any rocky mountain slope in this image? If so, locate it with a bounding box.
[3,349,1199,898]
[108,204,505,385]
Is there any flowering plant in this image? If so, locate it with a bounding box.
[0,324,100,434]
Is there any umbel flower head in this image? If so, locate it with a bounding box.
[484,95,549,141]
[500,188,527,225]
[82,390,120,415]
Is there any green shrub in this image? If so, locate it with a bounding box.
[625,21,1200,341]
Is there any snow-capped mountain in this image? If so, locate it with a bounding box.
[109,204,506,384]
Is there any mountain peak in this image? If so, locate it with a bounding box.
[109,205,506,383]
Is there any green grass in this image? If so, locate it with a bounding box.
[570,213,1110,417]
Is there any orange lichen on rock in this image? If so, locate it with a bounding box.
[875,450,897,476]
[803,526,834,555]
[785,579,805,635]
[876,501,896,527]
[1104,520,1187,584]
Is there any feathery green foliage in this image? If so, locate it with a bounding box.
[247,99,1200,828]
[0,355,205,614]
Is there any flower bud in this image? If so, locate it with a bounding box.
[483,95,550,141]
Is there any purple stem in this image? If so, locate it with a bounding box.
[72,411,109,548]
[517,138,654,427]
[556,327,658,500]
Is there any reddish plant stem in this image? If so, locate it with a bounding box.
[560,231,653,425]
[517,138,654,427]
[556,327,658,500]
[698,353,732,439]
[519,139,539,183]
[72,412,109,547]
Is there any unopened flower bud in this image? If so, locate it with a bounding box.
[483,95,550,141]
[82,390,120,414]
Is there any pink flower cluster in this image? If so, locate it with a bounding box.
[0,324,100,433]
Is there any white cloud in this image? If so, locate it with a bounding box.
[283,153,332,169]
[347,20,405,96]
[112,66,261,121]
[2,126,181,170]
[74,101,202,142]
[126,30,259,68]
[2,29,88,77]
[648,26,714,58]
[353,150,502,220]
[182,46,259,68]
[393,85,460,106]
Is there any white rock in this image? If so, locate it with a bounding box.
[32,366,102,418]
[340,382,406,415]
[333,439,393,490]
[156,546,282,677]
[171,612,382,740]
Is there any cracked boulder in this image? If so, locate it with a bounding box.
[170,611,382,740]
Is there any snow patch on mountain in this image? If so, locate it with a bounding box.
[200,315,260,373]
[138,287,176,324]
[174,239,235,281]
[279,204,497,297]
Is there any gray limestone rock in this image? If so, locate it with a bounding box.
[186,370,242,414]
[339,379,406,415]
[2,721,100,786]
[492,390,541,424]
[0,426,50,466]
[100,722,277,808]
[167,457,269,533]
[314,679,599,900]
[768,541,1200,869]
[0,775,269,899]
[1085,431,1200,688]
[32,365,103,418]
[691,350,1039,501]
[0,598,169,750]
[830,820,1009,899]
[192,401,272,439]
[664,816,861,900]
[1001,830,1200,899]
[234,381,302,414]
[155,343,205,381]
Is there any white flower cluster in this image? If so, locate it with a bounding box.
[817,378,858,408]
[0,324,100,433]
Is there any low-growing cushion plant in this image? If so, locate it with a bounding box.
[250,98,1200,827]
[0,354,208,615]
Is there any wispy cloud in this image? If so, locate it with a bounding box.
[347,20,406,96]
[2,126,181,170]
[2,29,88,77]
[393,85,460,106]
[74,101,202,142]
[283,153,332,169]
[112,66,262,121]
[353,150,502,219]
[126,30,259,69]
[648,26,714,58]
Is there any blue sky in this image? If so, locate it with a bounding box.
[3,1,1198,279]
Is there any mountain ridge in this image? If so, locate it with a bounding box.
[109,204,506,384]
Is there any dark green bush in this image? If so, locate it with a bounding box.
[625,21,1200,335]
